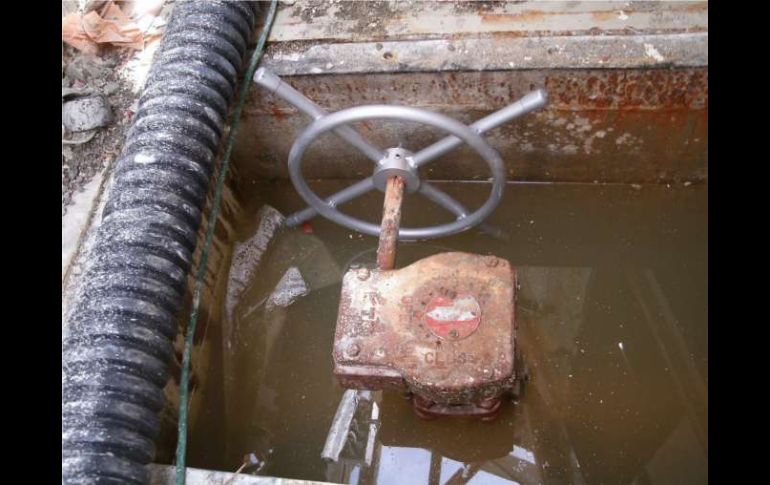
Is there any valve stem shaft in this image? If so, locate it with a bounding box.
[376,176,405,270]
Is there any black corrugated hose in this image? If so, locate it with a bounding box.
[62,2,259,483]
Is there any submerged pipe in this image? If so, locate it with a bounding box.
[62,2,258,483]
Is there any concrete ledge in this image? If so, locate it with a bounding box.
[267,1,708,43]
[263,33,707,76]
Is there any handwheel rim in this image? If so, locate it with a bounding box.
[287,105,506,240]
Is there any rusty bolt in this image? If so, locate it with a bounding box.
[357,268,370,280]
[484,256,499,268]
[479,398,499,410]
[346,344,361,358]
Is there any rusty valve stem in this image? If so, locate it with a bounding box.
[376,176,405,270]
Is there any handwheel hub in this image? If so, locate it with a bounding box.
[372,148,420,194]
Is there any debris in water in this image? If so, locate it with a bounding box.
[225,205,285,320]
[242,451,269,474]
[322,389,360,463]
[265,267,310,311]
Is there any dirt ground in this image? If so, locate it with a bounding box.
[61,45,136,216]
[61,0,171,217]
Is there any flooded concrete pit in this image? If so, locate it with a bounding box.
[61,2,707,483]
[155,24,707,478]
[167,176,706,484]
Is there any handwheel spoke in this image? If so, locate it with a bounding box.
[420,182,506,239]
[418,183,469,220]
[254,68,386,164]
[410,90,548,168]
[285,178,376,227]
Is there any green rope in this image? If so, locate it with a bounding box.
[175,2,278,483]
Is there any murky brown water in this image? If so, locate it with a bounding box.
[186,181,707,485]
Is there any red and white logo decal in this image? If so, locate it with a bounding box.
[424,294,481,340]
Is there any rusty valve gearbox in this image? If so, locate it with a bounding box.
[334,252,518,420]
[253,68,547,419]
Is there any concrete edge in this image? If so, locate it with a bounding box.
[263,33,707,76]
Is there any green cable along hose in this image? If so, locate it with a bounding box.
[175,1,278,483]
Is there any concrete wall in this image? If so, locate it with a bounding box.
[234,1,707,188]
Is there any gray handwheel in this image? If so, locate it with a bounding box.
[288,105,506,240]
